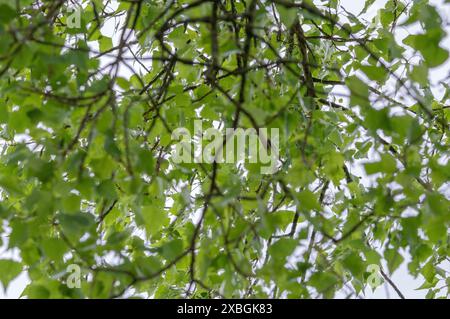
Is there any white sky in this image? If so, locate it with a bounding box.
[1,0,449,299]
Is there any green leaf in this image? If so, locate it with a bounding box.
[342,252,365,278]
[0,4,17,24]
[359,0,376,15]
[0,260,22,291]
[297,190,320,211]
[41,238,68,261]
[364,154,397,175]
[59,212,95,238]
[360,65,388,83]
[384,248,404,274]
[309,272,338,294]
[99,36,113,52]
[347,75,369,107]
[160,239,184,260]
[140,205,170,237]
[269,238,297,264]
[403,30,449,67]
[275,4,297,28]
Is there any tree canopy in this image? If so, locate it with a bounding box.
[0,0,449,299]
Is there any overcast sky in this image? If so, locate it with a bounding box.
[1,0,449,299]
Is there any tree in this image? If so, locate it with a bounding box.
[0,0,448,299]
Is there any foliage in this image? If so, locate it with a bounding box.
[0,0,449,299]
